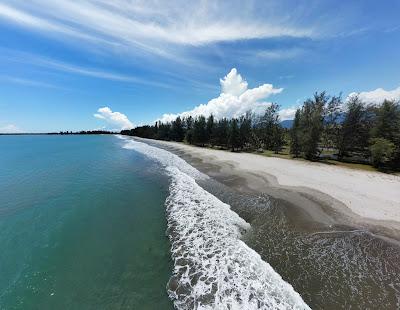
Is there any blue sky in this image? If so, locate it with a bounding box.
[0,0,399,132]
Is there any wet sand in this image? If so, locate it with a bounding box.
[145,139,400,242]
[135,137,400,308]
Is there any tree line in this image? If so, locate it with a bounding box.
[49,130,115,135]
[289,93,400,169]
[121,103,285,153]
[121,92,400,170]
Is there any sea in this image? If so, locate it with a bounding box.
[1,135,399,309]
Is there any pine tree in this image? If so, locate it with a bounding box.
[290,109,301,157]
[338,95,372,159]
[156,122,171,140]
[322,95,343,150]
[185,116,194,144]
[254,103,284,152]
[299,93,326,160]
[206,114,215,146]
[271,125,284,154]
[229,118,240,151]
[193,116,207,146]
[257,104,278,149]
[216,118,229,148]
[239,114,252,150]
[371,100,400,143]
[370,99,400,167]
[171,116,185,141]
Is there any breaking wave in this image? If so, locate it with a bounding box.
[118,136,309,309]
[119,136,206,180]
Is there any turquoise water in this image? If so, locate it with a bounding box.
[0,135,173,309]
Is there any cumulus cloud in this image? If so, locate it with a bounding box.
[0,124,22,133]
[94,107,133,130]
[159,68,283,122]
[220,68,248,96]
[347,86,400,105]
[279,106,298,121]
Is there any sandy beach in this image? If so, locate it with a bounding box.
[143,138,400,240]
[127,137,400,308]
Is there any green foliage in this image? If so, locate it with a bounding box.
[298,93,326,159]
[370,100,400,169]
[155,122,171,140]
[251,103,284,153]
[192,116,208,146]
[239,113,252,150]
[371,100,400,143]
[322,94,343,149]
[121,92,400,171]
[171,116,185,141]
[206,115,215,145]
[338,95,372,158]
[214,118,229,147]
[369,138,395,167]
[185,116,194,144]
[290,109,301,156]
[255,103,280,149]
[228,118,240,151]
[271,124,285,154]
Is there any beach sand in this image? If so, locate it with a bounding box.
[143,138,400,240]
[133,137,400,308]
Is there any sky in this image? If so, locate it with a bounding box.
[0,0,399,133]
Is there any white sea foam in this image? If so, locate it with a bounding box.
[114,134,126,140]
[118,136,309,309]
[166,167,309,309]
[120,138,206,180]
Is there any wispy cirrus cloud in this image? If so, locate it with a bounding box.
[0,75,60,89]
[0,3,117,47]
[227,47,306,66]
[0,1,315,61]
[1,49,170,88]
[254,48,305,60]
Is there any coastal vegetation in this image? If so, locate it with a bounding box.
[53,130,115,135]
[121,92,400,171]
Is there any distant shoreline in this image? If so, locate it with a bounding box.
[0,132,116,135]
[140,137,400,242]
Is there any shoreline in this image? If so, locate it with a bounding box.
[138,137,400,242]
[124,136,400,308]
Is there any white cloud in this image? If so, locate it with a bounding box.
[347,86,400,105]
[0,1,314,60]
[0,3,114,46]
[0,124,22,133]
[0,75,59,89]
[3,50,169,88]
[94,107,133,130]
[220,68,248,96]
[159,68,283,122]
[255,48,304,60]
[279,106,298,121]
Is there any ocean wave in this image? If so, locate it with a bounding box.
[165,166,309,309]
[118,136,309,309]
[120,137,206,180]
